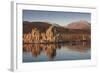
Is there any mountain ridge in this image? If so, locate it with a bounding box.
[23,20,91,34]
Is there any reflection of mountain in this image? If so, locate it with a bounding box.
[23,42,90,60]
[23,21,91,43]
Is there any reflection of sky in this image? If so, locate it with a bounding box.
[23,10,91,26]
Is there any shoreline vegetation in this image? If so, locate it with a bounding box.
[23,20,91,44]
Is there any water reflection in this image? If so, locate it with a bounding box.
[23,42,90,62]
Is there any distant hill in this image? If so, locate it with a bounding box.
[65,20,91,30]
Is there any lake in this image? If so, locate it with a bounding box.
[23,42,91,62]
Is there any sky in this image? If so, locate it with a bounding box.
[23,10,91,26]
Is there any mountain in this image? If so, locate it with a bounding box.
[23,21,52,33]
[65,20,91,30]
[23,21,69,34]
[52,23,60,27]
[23,21,90,34]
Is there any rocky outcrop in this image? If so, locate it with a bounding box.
[23,25,60,43]
[23,33,32,43]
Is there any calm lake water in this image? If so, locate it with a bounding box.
[23,42,91,62]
